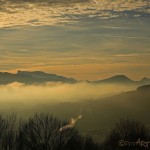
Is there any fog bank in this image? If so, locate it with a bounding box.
[0,82,136,104]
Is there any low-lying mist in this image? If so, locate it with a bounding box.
[0,82,149,142]
[0,82,136,104]
[0,81,137,119]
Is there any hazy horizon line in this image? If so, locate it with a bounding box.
[0,69,149,82]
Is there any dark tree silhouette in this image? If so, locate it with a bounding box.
[102,119,149,150]
[18,114,62,150]
[18,113,100,150]
[0,114,17,150]
[0,114,149,150]
[0,115,7,149]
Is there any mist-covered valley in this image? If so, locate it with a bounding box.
[0,76,150,143]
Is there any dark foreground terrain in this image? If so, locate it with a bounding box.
[0,113,149,150]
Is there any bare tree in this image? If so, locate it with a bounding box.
[0,113,100,150]
[0,114,18,150]
[0,115,7,149]
[18,113,100,150]
[103,119,149,150]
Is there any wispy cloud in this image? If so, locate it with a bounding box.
[0,0,149,27]
[103,35,150,40]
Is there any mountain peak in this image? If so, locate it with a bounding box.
[111,75,130,79]
[101,74,133,83]
[93,74,133,84]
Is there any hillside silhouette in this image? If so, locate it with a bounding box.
[93,75,133,83]
[93,75,150,85]
[0,71,76,85]
[0,71,149,85]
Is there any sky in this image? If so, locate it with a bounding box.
[0,0,150,81]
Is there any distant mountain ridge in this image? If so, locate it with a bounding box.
[17,70,76,82]
[0,71,149,85]
[93,75,133,83]
[92,74,150,85]
[0,70,77,85]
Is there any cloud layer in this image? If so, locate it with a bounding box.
[0,82,136,104]
[0,0,149,27]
